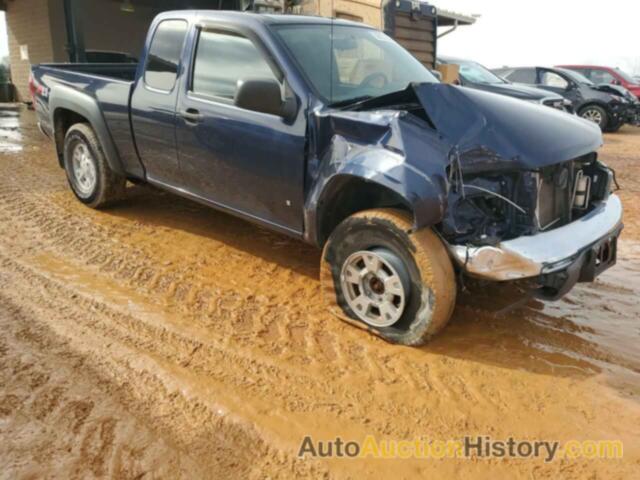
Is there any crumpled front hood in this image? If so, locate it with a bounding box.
[411,83,602,169]
[308,84,604,244]
[593,83,637,101]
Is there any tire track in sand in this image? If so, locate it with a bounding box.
[2,130,640,479]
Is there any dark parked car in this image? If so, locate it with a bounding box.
[558,65,640,99]
[494,66,640,132]
[439,56,572,112]
[30,12,623,345]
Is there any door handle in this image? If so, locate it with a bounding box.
[180,109,203,124]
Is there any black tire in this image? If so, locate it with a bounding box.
[604,119,623,133]
[579,105,609,131]
[63,123,126,208]
[320,209,457,346]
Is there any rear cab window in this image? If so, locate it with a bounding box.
[144,19,189,91]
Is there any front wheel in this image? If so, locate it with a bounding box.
[579,105,609,131]
[320,209,457,346]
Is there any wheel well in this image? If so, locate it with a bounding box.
[578,102,608,115]
[317,177,413,245]
[53,109,89,167]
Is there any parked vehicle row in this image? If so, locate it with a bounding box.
[436,55,640,133]
[493,66,640,132]
[31,12,623,345]
[437,57,572,112]
[559,65,640,98]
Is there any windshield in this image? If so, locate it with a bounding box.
[557,68,594,86]
[273,24,438,105]
[455,60,505,85]
[615,68,638,84]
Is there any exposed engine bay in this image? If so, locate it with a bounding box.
[440,154,615,246]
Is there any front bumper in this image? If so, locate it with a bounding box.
[612,102,640,126]
[449,194,623,281]
[626,102,640,125]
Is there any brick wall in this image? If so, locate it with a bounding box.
[4,0,188,101]
[6,0,55,101]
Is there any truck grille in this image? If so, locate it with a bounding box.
[441,154,609,246]
[535,163,573,231]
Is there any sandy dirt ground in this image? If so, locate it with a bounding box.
[0,108,639,479]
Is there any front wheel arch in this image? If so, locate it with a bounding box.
[578,103,609,130]
[314,176,415,247]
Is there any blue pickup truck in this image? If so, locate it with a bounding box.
[31,11,623,345]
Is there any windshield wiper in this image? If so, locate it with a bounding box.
[329,95,373,108]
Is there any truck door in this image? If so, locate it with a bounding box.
[131,19,189,186]
[174,27,306,236]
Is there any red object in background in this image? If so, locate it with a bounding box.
[28,73,38,104]
[28,72,47,105]
[558,65,640,98]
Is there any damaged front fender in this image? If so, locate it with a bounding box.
[303,108,451,246]
[304,83,604,251]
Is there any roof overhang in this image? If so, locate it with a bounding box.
[437,9,477,27]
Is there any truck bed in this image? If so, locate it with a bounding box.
[36,63,138,82]
[32,62,144,178]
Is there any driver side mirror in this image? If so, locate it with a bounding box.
[235,78,285,117]
[611,79,621,86]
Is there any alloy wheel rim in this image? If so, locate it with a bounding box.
[71,143,97,197]
[582,109,603,125]
[340,249,410,328]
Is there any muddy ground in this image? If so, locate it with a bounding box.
[0,108,639,479]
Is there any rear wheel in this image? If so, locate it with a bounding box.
[320,209,457,346]
[579,105,608,131]
[63,123,126,208]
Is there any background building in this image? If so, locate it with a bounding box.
[1,0,260,100]
[0,0,473,101]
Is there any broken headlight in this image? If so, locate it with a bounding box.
[440,172,536,246]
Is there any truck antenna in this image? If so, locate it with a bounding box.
[330,0,334,103]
